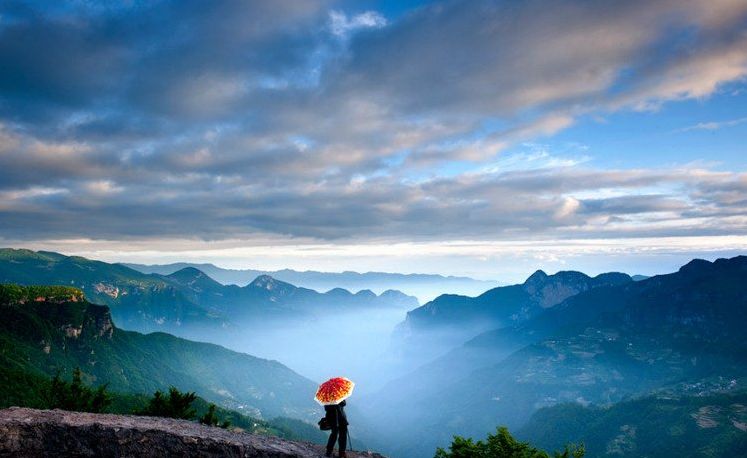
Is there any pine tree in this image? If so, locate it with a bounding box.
[199,403,231,429]
[42,368,111,413]
[139,386,197,420]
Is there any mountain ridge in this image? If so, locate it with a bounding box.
[0,248,419,337]
[391,268,633,365]
[402,268,632,332]
[363,256,747,458]
[0,283,320,421]
[125,261,500,302]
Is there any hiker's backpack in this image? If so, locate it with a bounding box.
[318,417,331,431]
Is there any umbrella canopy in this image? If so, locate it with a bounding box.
[315,377,355,406]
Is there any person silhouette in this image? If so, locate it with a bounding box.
[324,399,348,457]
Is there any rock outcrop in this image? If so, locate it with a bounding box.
[0,408,385,458]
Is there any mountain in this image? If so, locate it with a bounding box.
[0,248,223,334]
[125,262,499,302]
[124,262,264,285]
[518,391,747,457]
[0,249,418,336]
[0,284,319,421]
[391,269,632,364]
[0,248,420,394]
[162,267,418,321]
[363,256,747,458]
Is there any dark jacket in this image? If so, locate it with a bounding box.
[324,400,349,428]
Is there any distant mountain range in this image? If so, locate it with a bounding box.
[0,248,418,336]
[124,262,500,303]
[0,284,318,421]
[391,269,633,364]
[164,267,417,321]
[363,256,747,458]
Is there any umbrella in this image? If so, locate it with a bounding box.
[315,376,355,405]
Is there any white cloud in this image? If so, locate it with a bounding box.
[329,10,387,37]
[677,117,747,132]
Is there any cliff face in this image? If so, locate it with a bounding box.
[0,408,386,458]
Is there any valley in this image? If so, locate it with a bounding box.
[2,249,746,457]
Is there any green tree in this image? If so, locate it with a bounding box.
[43,368,111,413]
[138,386,197,420]
[199,403,231,428]
[435,426,584,458]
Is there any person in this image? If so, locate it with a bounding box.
[324,400,349,457]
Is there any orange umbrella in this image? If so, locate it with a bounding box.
[315,376,355,405]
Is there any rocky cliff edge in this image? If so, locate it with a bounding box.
[0,407,386,458]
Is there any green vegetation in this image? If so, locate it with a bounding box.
[518,391,747,457]
[137,387,231,429]
[0,283,317,420]
[139,386,198,420]
[0,284,84,305]
[0,354,326,443]
[435,427,584,458]
[199,403,231,428]
[0,283,325,444]
[0,363,325,441]
[44,368,111,413]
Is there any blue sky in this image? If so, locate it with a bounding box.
[1,0,746,282]
[554,87,747,170]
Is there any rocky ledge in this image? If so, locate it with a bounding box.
[0,407,385,458]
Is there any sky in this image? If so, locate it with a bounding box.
[1,0,747,283]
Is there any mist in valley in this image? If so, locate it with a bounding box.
[165,291,504,458]
[215,307,413,394]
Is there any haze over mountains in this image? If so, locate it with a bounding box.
[362,256,747,457]
[393,269,634,365]
[0,248,417,331]
[125,262,500,303]
[2,247,747,457]
[0,248,420,388]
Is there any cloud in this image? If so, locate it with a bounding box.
[0,0,746,249]
[329,10,387,37]
[336,0,747,115]
[0,138,745,242]
[677,117,747,132]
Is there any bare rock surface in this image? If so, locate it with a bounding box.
[0,407,386,458]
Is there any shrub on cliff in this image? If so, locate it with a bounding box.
[138,386,197,419]
[435,426,584,458]
[199,403,231,429]
[43,368,111,413]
